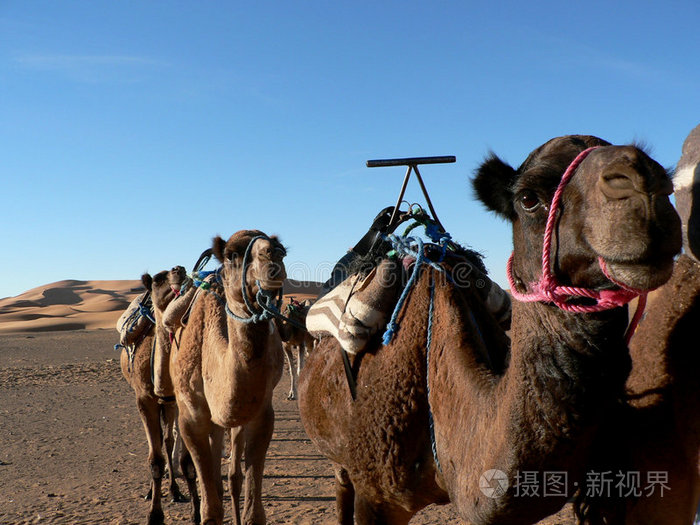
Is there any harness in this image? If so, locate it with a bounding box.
[114,292,155,371]
[187,235,304,331]
[506,147,649,342]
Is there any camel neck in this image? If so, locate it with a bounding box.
[430,284,632,523]
[509,301,632,419]
[225,311,274,362]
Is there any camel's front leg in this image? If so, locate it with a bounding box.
[209,425,226,504]
[297,342,307,373]
[242,404,275,525]
[179,415,223,525]
[228,426,245,525]
[137,397,165,525]
[161,401,186,503]
[283,344,297,400]
[334,464,354,525]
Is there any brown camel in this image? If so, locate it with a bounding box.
[275,298,316,400]
[298,135,682,525]
[119,268,187,525]
[171,230,287,525]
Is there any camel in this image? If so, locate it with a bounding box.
[170,230,287,525]
[276,298,316,400]
[298,135,682,525]
[119,268,187,525]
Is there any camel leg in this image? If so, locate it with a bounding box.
[297,343,306,375]
[179,413,222,525]
[209,424,226,504]
[137,397,165,525]
[228,426,245,525]
[334,465,354,525]
[354,494,412,525]
[283,344,297,400]
[172,417,183,477]
[180,447,200,525]
[241,404,275,525]
[161,401,186,503]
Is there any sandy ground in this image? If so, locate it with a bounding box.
[0,329,478,525]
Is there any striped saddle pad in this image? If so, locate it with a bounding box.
[306,259,403,355]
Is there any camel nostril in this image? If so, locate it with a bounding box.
[600,172,639,199]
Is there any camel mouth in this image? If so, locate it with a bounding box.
[601,256,675,291]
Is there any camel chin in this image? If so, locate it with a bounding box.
[601,257,676,292]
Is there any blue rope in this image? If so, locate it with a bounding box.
[382,234,449,344]
[426,277,441,471]
[382,236,426,345]
[139,303,155,324]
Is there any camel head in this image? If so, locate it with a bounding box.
[166,265,188,295]
[473,135,682,297]
[212,229,288,308]
[143,269,180,314]
[674,124,700,263]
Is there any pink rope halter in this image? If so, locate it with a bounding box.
[506,146,648,343]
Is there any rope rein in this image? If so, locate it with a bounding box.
[425,275,440,471]
[506,146,649,343]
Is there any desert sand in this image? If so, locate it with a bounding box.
[0,280,574,524]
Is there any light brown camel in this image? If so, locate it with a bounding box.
[171,230,287,525]
[298,135,682,525]
[119,268,187,525]
[275,298,316,400]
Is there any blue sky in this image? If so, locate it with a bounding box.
[1,1,698,300]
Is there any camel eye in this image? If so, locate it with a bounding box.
[519,190,541,212]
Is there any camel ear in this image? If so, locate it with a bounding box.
[141,273,153,291]
[472,153,518,221]
[212,236,227,263]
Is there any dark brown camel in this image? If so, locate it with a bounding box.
[298,135,682,525]
[275,298,315,400]
[119,268,187,525]
[171,230,287,525]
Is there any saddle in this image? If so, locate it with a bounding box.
[307,258,403,354]
[116,292,153,348]
[306,206,512,356]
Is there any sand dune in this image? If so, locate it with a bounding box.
[0,278,323,334]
